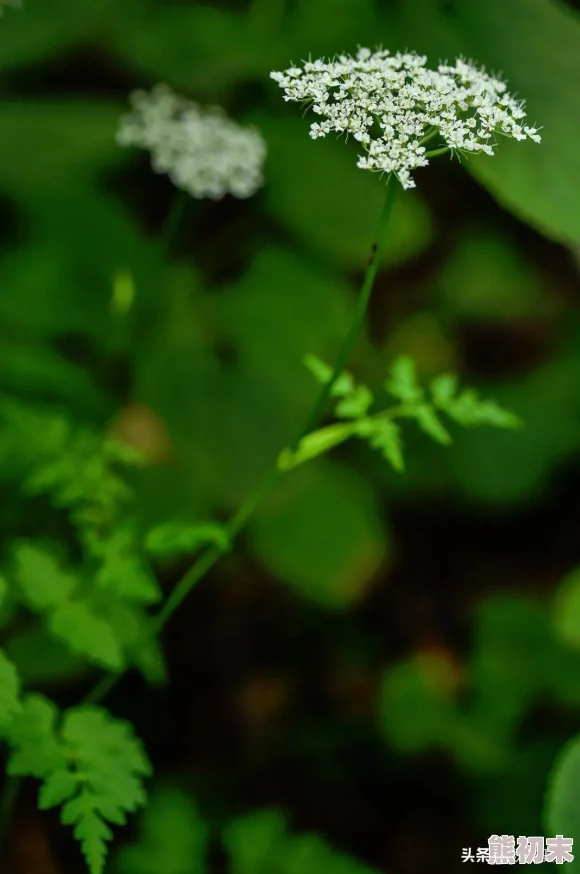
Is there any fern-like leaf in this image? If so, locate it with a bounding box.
[7,694,151,874]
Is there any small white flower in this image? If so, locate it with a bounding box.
[270,49,541,189]
[116,84,267,200]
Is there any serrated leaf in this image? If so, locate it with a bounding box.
[385,356,424,405]
[440,389,522,430]
[49,602,124,671]
[335,385,374,419]
[24,705,154,874]
[303,355,357,398]
[39,768,79,809]
[5,694,66,778]
[430,373,458,406]
[412,405,452,445]
[358,418,404,472]
[0,650,21,729]
[12,542,76,610]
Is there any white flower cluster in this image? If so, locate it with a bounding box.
[271,49,541,190]
[116,84,267,200]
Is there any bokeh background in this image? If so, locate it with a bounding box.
[3,0,580,872]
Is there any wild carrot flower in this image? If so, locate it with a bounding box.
[116,84,267,200]
[271,48,541,190]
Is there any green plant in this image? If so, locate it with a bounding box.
[0,4,547,872]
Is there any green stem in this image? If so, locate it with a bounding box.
[84,176,397,707]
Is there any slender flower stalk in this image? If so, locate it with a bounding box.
[86,46,542,707]
[84,177,397,707]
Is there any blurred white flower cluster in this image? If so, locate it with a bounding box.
[116,84,267,200]
[271,48,541,190]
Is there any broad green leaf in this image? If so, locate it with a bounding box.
[135,248,361,508]
[0,102,123,193]
[12,542,76,610]
[553,568,580,649]
[249,460,388,607]
[544,735,580,872]
[379,658,459,752]
[0,0,103,70]
[388,0,580,244]
[115,786,208,874]
[448,348,580,504]
[224,810,287,874]
[49,601,124,672]
[257,115,433,270]
[435,231,550,322]
[4,627,90,686]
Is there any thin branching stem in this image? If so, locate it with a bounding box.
[84,176,397,707]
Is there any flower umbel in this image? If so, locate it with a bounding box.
[116,84,267,200]
[271,49,541,190]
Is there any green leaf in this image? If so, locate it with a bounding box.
[385,356,424,405]
[96,527,162,605]
[0,575,8,609]
[430,373,458,407]
[389,0,580,244]
[277,421,359,471]
[115,786,209,874]
[356,418,405,472]
[0,101,123,193]
[49,602,124,672]
[5,694,66,778]
[31,705,153,874]
[412,405,452,445]
[435,231,549,322]
[335,385,374,419]
[4,627,90,686]
[12,542,76,610]
[144,521,230,559]
[544,734,580,871]
[447,349,580,504]
[0,650,22,729]
[303,354,356,397]
[379,658,459,752]
[250,461,388,607]
[136,247,360,507]
[437,389,522,430]
[258,115,433,270]
[0,0,102,71]
[224,809,288,874]
[554,568,580,649]
[39,768,79,809]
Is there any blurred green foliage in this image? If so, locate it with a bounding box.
[1,0,580,872]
